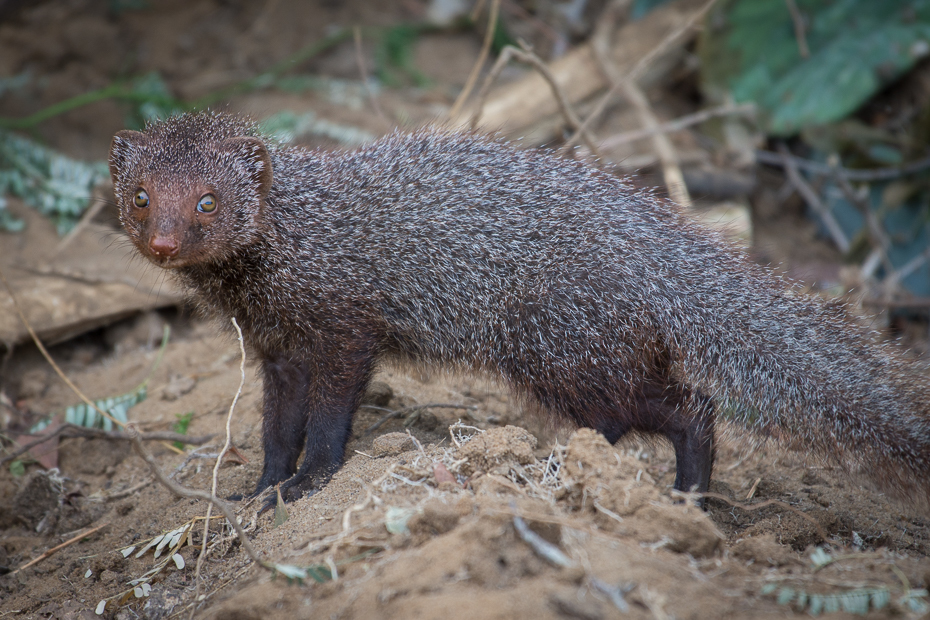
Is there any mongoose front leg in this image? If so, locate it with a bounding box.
[260,337,376,510]
[253,354,313,496]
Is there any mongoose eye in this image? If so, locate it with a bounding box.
[133,189,149,208]
[197,193,218,213]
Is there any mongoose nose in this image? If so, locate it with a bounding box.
[149,236,180,258]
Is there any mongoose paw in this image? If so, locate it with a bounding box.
[256,473,332,514]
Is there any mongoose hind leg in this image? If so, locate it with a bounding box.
[663,392,715,504]
[593,382,715,505]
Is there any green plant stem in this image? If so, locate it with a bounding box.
[0,27,352,130]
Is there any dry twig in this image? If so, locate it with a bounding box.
[596,102,756,149]
[191,317,247,617]
[777,143,850,253]
[784,0,810,58]
[449,0,500,119]
[11,522,110,575]
[755,149,930,182]
[701,491,830,542]
[53,198,107,257]
[468,43,601,156]
[353,26,389,127]
[361,402,476,435]
[126,423,263,563]
[0,265,125,429]
[586,0,696,207]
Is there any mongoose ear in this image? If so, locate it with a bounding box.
[109,130,146,180]
[219,137,274,198]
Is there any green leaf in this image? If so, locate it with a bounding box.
[0,129,109,234]
[9,459,25,477]
[172,412,194,450]
[273,487,289,528]
[700,0,930,135]
[61,385,147,431]
[385,506,415,535]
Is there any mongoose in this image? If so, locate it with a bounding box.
[109,111,930,508]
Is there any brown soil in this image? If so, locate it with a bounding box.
[1,2,929,619]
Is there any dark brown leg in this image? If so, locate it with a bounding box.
[253,353,312,496]
[592,383,716,505]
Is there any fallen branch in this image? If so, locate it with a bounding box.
[11,522,110,575]
[777,143,850,253]
[1,424,216,465]
[469,44,601,156]
[126,423,263,564]
[596,102,756,149]
[448,0,500,119]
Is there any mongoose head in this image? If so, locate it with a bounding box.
[108,113,273,269]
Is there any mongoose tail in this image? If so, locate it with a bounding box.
[671,247,930,505]
[108,112,930,508]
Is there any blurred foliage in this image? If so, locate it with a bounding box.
[377,24,434,87]
[700,0,930,136]
[0,129,109,234]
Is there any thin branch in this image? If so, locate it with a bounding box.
[596,102,756,149]
[827,160,894,276]
[755,149,930,182]
[777,143,850,253]
[784,0,810,58]
[469,44,601,156]
[126,423,263,564]
[1,424,216,465]
[192,317,246,618]
[886,246,930,289]
[449,0,500,119]
[353,26,389,127]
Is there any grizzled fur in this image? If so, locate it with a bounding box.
[110,111,930,507]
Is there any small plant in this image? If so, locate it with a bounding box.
[171,412,195,450]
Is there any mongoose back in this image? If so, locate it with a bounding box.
[109,111,930,507]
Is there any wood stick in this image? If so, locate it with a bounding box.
[12,522,110,575]
[449,0,500,119]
